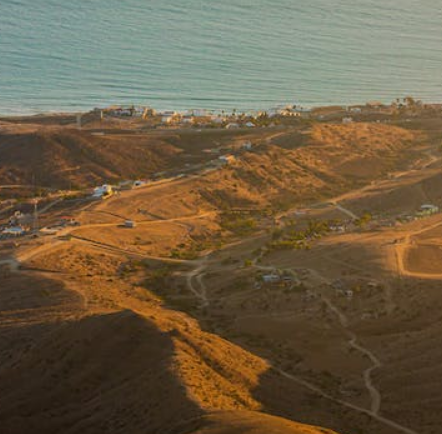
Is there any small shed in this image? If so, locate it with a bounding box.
[124,220,137,228]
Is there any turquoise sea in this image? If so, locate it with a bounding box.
[0,1,441,114]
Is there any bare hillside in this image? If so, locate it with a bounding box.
[1,118,436,434]
[0,129,181,188]
[0,262,348,434]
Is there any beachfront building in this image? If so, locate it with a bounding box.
[366,101,385,110]
[211,115,225,125]
[267,105,310,119]
[349,107,362,114]
[280,107,301,117]
[141,107,157,118]
[161,111,181,124]
[225,123,240,129]
[108,106,133,116]
[188,109,210,117]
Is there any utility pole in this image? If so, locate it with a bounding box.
[76,113,82,130]
[33,198,39,233]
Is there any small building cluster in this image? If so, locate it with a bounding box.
[266,105,311,118]
[255,269,299,288]
[96,103,312,129]
[99,106,155,118]
[1,226,27,238]
[416,204,439,218]
[1,211,32,239]
[331,280,354,299]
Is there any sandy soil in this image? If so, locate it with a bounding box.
[2,116,442,434]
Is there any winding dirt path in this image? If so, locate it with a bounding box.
[300,268,384,415]
[348,333,382,414]
[332,201,359,220]
[185,258,209,308]
[395,218,442,279]
[183,257,419,434]
[3,146,434,434]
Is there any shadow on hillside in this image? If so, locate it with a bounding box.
[0,272,203,434]
[251,366,389,434]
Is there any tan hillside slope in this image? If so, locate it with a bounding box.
[171,410,339,434]
[200,123,419,209]
[0,121,427,434]
[0,129,182,188]
[0,123,419,196]
[0,266,346,434]
[94,123,421,222]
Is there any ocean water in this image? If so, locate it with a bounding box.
[0,0,441,114]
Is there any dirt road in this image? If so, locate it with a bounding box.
[183,255,419,434]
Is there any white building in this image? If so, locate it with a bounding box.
[124,220,137,228]
[182,115,194,124]
[2,226,25,236]
[161,111,180,124]
[242,141,253,150]
[92,184,113,199]
[225,123,240,129]
[211,116,224,125]
[218,155,236,165]
[188,109,210,117]
[263,274,281,284]
[418,204,439,216]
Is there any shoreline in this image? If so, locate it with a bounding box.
[1,98,441,119]
[1,99,440,133]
